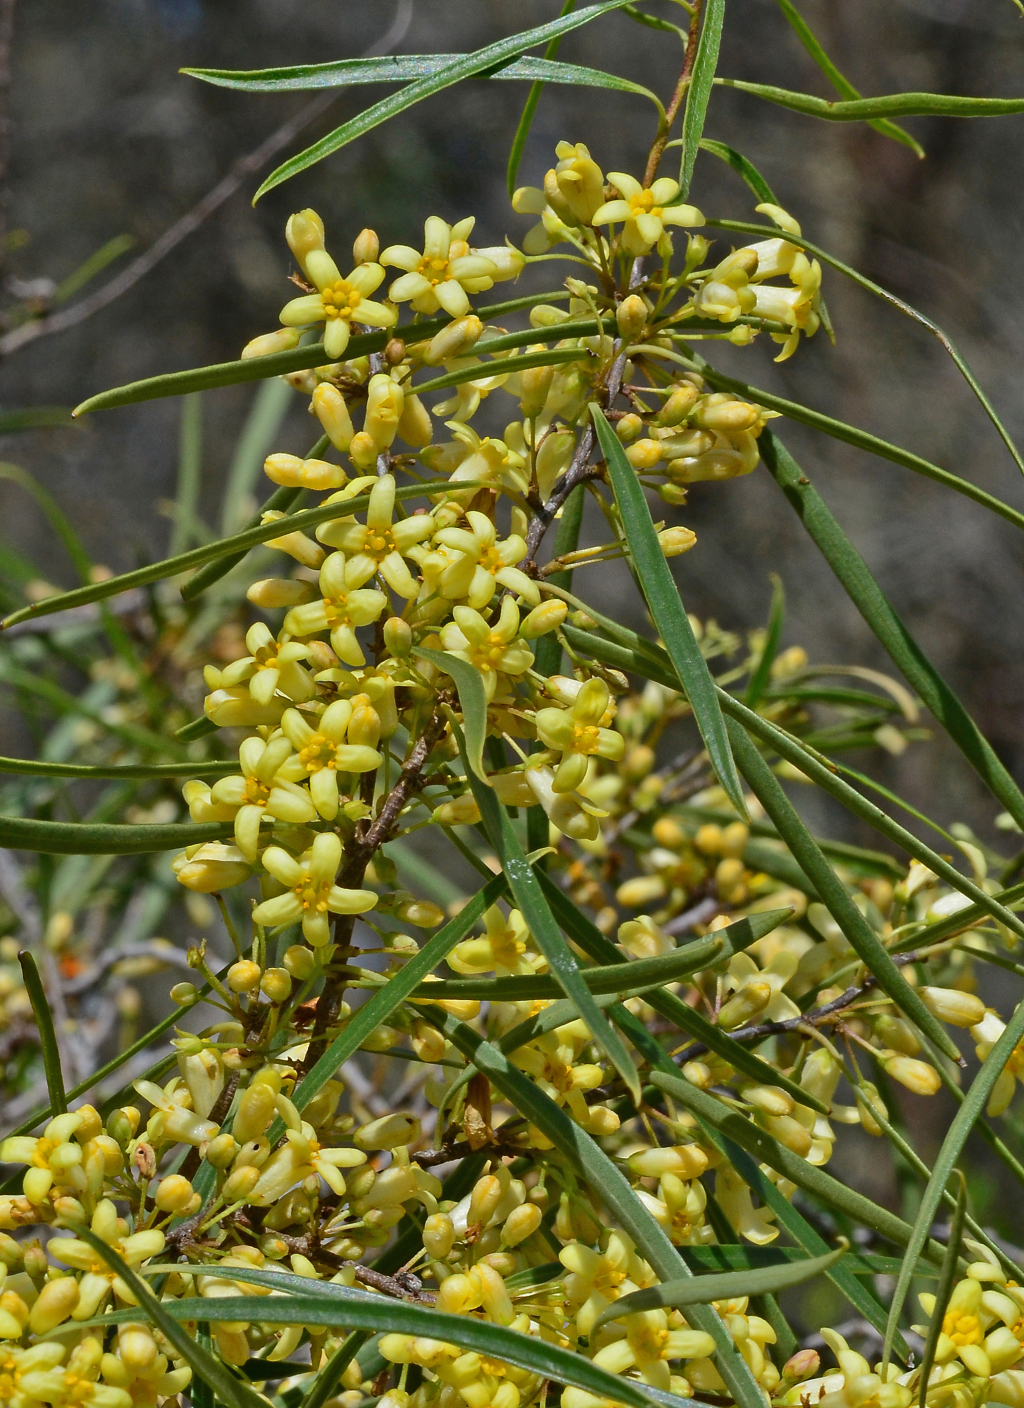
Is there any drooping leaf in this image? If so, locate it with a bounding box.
[882,998,1024,1367]
[724,718,963,1064]
[697,139,777,203]
[593,1243,848,1329]
[679,0,726,198]
[415,647,490,782]
[0,815,230,855]
[774,0,924,154]
[718,78,1024,121]
[593,405,746,816]
[18,952,66,1114]
[251,3,639,199]
[760,431,1024,828]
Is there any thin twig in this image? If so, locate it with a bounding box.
[0,0,414,358]
[642,0,703,188]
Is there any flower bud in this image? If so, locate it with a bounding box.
[501,1203,542,1247]
[29,1276,80,1334]
[397,392,433,447]
[782,1350,820,1383]
[311,384,355,452]
[283,945,316,981]
[880,1052,942,1096]
[259,968,292,1004]
[658,526,697,557]
[625,438,663,470]
[520,362,556,418]
[349,430,380,470]
[353,227,380,264]
[519,600,567,639]
[170,982,199,1007]
[222,1165,262,1202]
[873,1013,920,1056]
[242,328,301,360]
[920,986,987,1028]
[286,209,326,270]
[682,1061,713,1089]
[246,578,318,609]
[383,616,413,657]
[354,1114,421,1150]
[616,294,648,340]
[616,876,667,908]
[616,413,643,443]
[718,981,771,1031]
[627,1145,709,1178]
[425,315,483,365]
[227,961,262,994]
[264,452,347,491]
[154,1175,196,1213]
[423,1212,455,1259]
[206,1134,240,1170]
[654,383,700,427]
[233,1083,278,1145]
[365,373,405,452]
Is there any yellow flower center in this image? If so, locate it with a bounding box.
[0,1373,14,1396]
[467,634,508,672]
[299,735,338,773]
[417,254,452,287]
[479,544,506,576]
[252,644,280,668]
[244,777,271,809]
[572,723,601,755]
[942,1311,983,1346]
[32,1135,56,1168]
[365,527,397,561]
[628,190,662,217]
[294,875,332,915]
[320,279,363,321]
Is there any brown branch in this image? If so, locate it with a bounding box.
[0,0,414,358]
[642,0,704,189]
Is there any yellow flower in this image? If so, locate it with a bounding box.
[208,621,317,706]
[278,214,395,358]
[22,1336,134,1408]
[534,679,624,793]
[203,734,317,862]
[432,509,538,609]
[277,702,382,820]
[249,1119,366,1205]
[48,1200,165,1321]
[381,216,500,317]
[251,832,377,947]
[439,598,534,701]
[316,474,435,598]
[448,906,539,977]
[593,173,703,255]
[282,551,388,665]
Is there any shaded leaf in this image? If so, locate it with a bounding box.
[416,647,489,782]
[18,952,66,1114]
[508,0,578,197]
[679,0,725,198]
[718,77,1024,120]
[698,139,777,203]
[745,572,784,705]
[0,815,231,855]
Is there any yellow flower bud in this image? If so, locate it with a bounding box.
[241,328,301,360]
[396,898,445,929]
[349,429,380,470]
[424,315,483,365]
[658,525,697,557]
[286,209,326,269]
[246,578,319,609]
[519,600,567,639]
[881,1052,942,1096]
[29,1276,80,1334]
[654,383,701,427]
[353,227,380,264]
[616,875,667,908]
[223,1164,263,1202]
[616,294,648,339]
[311,384,355,452]
[233,1083,278,1146]
[920,986,987,1028]
[260,968,292,1003]
[718,980,771,1030]
[227,960,262,994]
[355,1114,421,1150]
[423,1212,455,1259]
[520,362,556,417]
[154,1174,196,1213]
[501,1202,542,1247]
[627,1145,709,1178]
[625,437,663,470]
[283,945,316,980]
[206,1134,240,1169]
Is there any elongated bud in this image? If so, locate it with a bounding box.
[627,1145,709,1178]
[782,1350,820,1384]
[616,294,648,340]
[744,1084,794,1117]
[233,1083,278,1145]
[264,452,347,491]
[365,373,405,451]
[693,396,760,433]
[311,383,355,452]
[355,1114,421,1150]
[654,383,700,427]
[397,392,433,447]
[29,1277,80,1334]
[880,1052,942,1096]
[383,616,412,657]
[246,578,318,609]
[222,1165,261,1202]
[423,1212,454,1259]
[873,1012,920,1056]
[718,980,771,1030]
[920,986,987,1028]
[519,600,567,639]
[242,328,301,360]
[425,314,483,365]
[501,1202,542,1247]
[353,227,380,264]
[396,898,445,929]
[520,361,556,417]
[286,209,326,271]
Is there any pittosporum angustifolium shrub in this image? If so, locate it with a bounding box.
[4,4,1024,1408]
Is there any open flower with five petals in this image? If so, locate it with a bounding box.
[249,1118,367,1205]
[251,832,377,947]
[282,550,388,665]
[439,598,534,701]
[316,474,435,598]
[277,702,382,820]
[206,621,317,707]
[201,734,317,862]
[534,678,625,793]
[381,216,499,318]
[593,174,703,255]
[432,510,538,610]
[279,242,395,360]
[47,1199,165,1322]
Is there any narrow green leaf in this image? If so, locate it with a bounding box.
[724,718,963,1064]
[412,345,588,398]
[678,1246,927,1277]
[253,3,638,199]
[286,874,506,1119]
[0,756,233,778]
[718,78,1024,121]
[705,223,1024,481]
[0,815,230,855]
[720,691,1024,944]
[508,0,578,197]
[416,647,489,782]
[697,139,777,203]
[458,726,642,1102]
[774,0,924,155]
[679,0,726,198]
[1,480,463,631]
[594,1243,847,1329]
[593,405,746,816]
[72,1229,267,1408]
[883,997,1024,1368]
[692,361,1024,537]
[745,573,784,705]
[426,1008,769,1408]
[917,1175,968,1408]
[170,394,203,555]
[0,462,92,583]
[71,291,571,416]
[760,430,1024,828]
[186,51,661,111]
[18,952,65,1114]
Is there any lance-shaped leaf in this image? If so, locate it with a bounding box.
[916,1175,968,1408]
[423,1007,769,1408]
[698,139,777,203]
[1,480,463,632]
[416,647,490,782]
[760,431,1024,828]
[0,815,231,855]
[593,1243,848,1329]
[186,52,662,113]
[724,718,963,1064]
[774,0,923,154]
[253,2,639,198]
[593,405,746,816]
[18,953,66,1114]
[679,0,725,198]
[882,997,1024,1368]
[71,1227,267,1408]
[745,573,784,706]
[0,756,234,778]
[718,78,1024,121]
[455,722,641,1102]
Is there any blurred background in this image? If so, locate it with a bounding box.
[1,0,1023,1324]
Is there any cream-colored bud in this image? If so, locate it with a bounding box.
[396,898,445,929]
[227,960,262,994]
[154,1174,196,1213]
[881,1052,942,1096]
[627,1145,709,1178]
[242,328,301,360]
[658,526,697,557]
[222,1165,262,1202]
[720,821,749,857]
[654,383,700,427]
[397,393,433,447]
[206,1134,240,1170]
[873,1013,920,1056]
[29,1276,80,1334]
[718,981,771,1031]
[246,578,318,609]
[353,227,380,264]
[693,397,760,433]
[616,875,667,908]
[520,362,556,417]
[311,384,355,453]
[354,1114,421,1150]
[425,315,483,365]
[233,1083,278,1146]
[283,945,316,980]
[744,1085,795,1118]
[501,1202,542,1247]
[519,600,566,639]
[286,209,326,269]
[616,294,648,340]
[782,1350,820,1383]
[349,430,379,471]
[920,986,987,1028]
[615,412,643,443]
[423,1212,455,1259]
[265,452,347,491]
[683,1061,713,1089]
[383,616,413,657]
[365,373,405,451]
[261,968,292,1003]
[170,982,199,1007]
[625,438,663,470]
